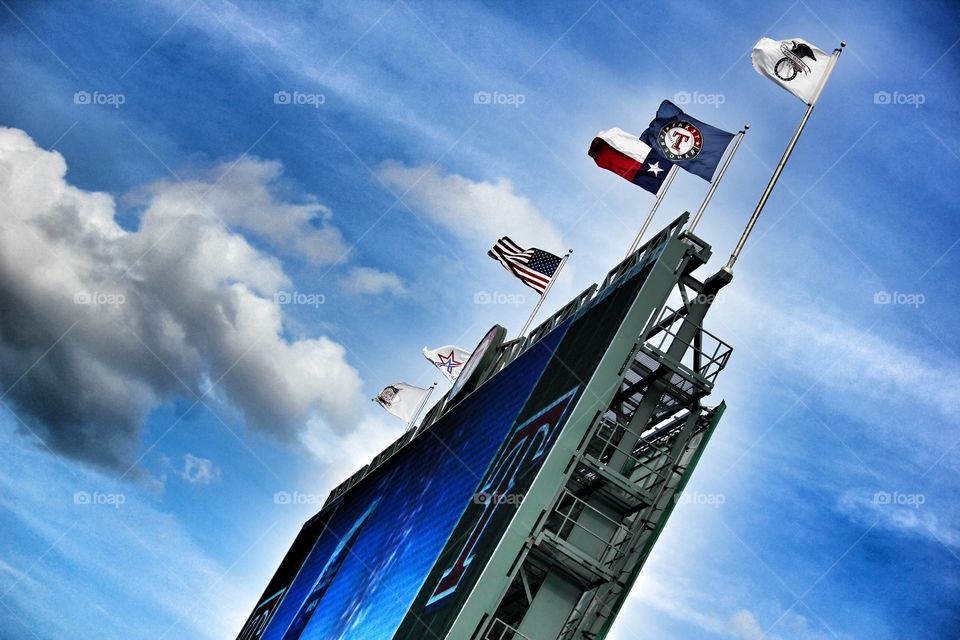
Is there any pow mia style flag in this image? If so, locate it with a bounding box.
[752,37,831,104]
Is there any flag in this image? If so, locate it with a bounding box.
[373,382,429,422]
[488,238,562,295]
[751,37,831,105]
[641,100,735,182]
[422,345,471,381]
[588,127,671,194]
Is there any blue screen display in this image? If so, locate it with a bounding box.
[259,323,571,640]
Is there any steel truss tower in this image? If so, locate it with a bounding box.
[236,214,735,640]
[460,218,734,640]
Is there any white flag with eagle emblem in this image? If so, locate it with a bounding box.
[373,382,429,422]
[422,345,471,381]
[752,37,830,105]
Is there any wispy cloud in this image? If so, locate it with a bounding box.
[377,161,564,250]
[341,266,408,296]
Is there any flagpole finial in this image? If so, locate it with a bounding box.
[743,123,750,131]
[840,41,846,47]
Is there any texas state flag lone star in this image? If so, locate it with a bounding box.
[588,127,671,194]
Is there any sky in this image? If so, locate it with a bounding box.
[0,0,957,638]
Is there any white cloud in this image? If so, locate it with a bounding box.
[341,266,408,296]
[140,157,349,264]
[837,489,960,549]
[180,453,221,485]
[710,282,960,468]
[0,126,364,470]
[301,414,406,488]
[376,161,564,252]
[731,610,766,640]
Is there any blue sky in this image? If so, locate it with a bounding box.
[0,0,957,638]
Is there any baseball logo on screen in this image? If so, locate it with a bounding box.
[236,588,287,640]
[425,388,578,609]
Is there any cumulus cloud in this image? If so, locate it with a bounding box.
[376,161,564,251]
[0,126,364,470]
[179,453,221,485]
[341,266,408,296]
[140,157,349,264]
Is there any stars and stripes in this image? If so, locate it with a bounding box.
[487,237,562,295]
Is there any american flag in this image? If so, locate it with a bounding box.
[487,237,562,295]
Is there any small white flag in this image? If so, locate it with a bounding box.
[373,382,429,422]
[752,37,831,105]
[422,345,471,381]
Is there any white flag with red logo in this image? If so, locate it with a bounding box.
[752,37,831,105]
[422,345,471,381]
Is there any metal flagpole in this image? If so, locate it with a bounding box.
[407,382,436,431]
[520,249,572,337]
[724,42,845,272]
[627,164,679,256]
[688,124,749,234]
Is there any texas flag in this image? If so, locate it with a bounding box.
[588,127,671,194]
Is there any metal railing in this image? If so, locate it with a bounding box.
[644,305,732,385]
[545,489,633,569]
[485,618,532,640]
[587,417,674,492]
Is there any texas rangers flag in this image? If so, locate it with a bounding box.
[422,345,471,381]
[641,101,735,182]
[588,127,671,194]
[752,37,831,105]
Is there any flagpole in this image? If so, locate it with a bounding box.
[627,165,678,256]
[519,249,572,337]
[688,124,748,234]
[724,42,845,272]
[407,382,436,431]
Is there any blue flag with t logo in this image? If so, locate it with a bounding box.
[641,100,735,182]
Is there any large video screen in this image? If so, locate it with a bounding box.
[237,221,682,640]
[245,323,575,640]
